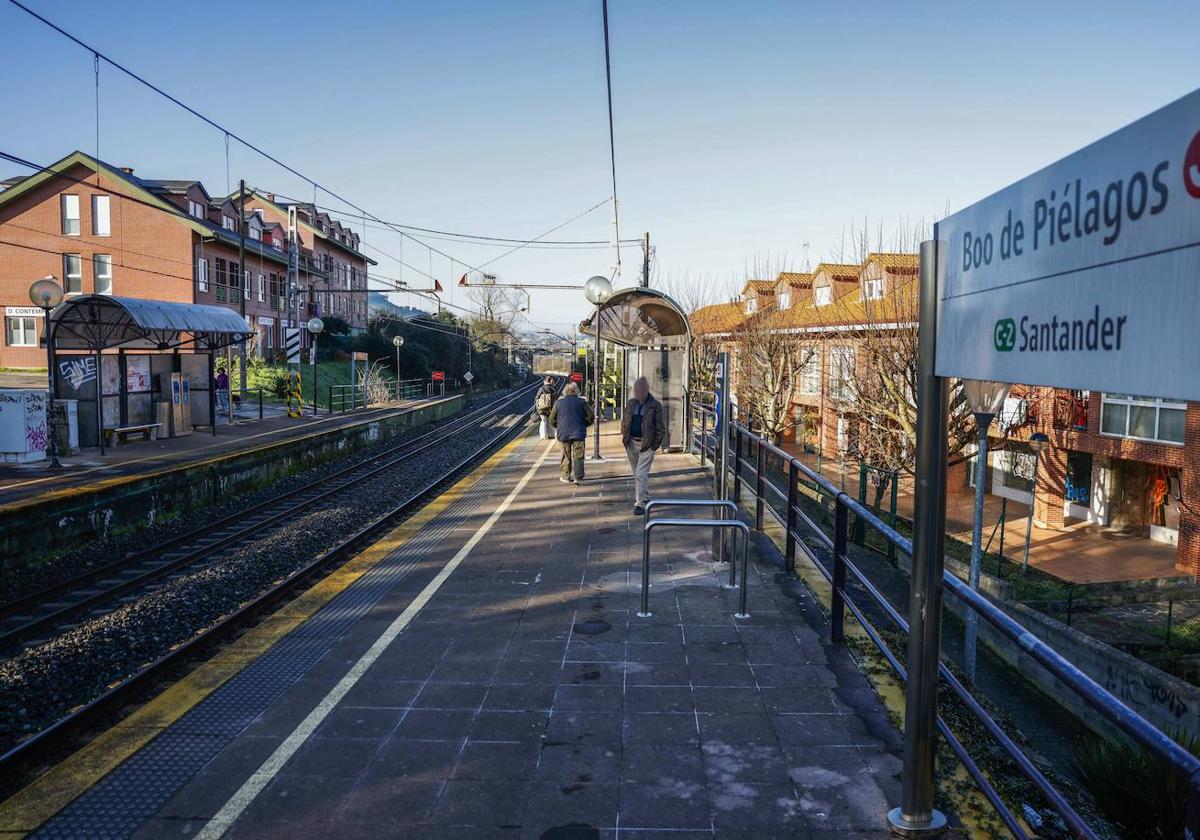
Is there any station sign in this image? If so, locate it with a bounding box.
[935,87,1200,400]
[431,370,445,382]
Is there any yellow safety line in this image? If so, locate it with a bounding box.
[0,397,456,508]
[0,429,533,837]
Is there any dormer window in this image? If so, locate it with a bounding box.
[744,297,758,314]
[188,199,206,220]
[863,277,884,300]
[778,291,791,310]
[249,226,262,241]
[222,214,236,232]
[814,285,832,306]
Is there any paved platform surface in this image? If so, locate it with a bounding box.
[0,396,451,507]
[22,424,902,839]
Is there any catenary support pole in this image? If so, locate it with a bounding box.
[715,351,730,563]
[237,179,247,404]
[888,239,949,837]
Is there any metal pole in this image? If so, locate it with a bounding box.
[311,336,318,416]
[1022,449,1041,574]
[735,531,750,619]
[642,231,650,288]
[889,239,949,837]
[785,464,798,573]
[43,307,62,468]
[591,306,603,460]
[237,179,247,404]
[715,352,730,563]
[831,497,847,642]
[754,439,765,530]
[964,416,992,682]
[639,527,652,617]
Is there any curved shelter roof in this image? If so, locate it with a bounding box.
[579,287,690,348]
[49,295,253,352]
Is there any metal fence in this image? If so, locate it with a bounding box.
[688,396,1200,839]
[328,379,447,414]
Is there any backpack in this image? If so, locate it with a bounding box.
[536,391,553,412]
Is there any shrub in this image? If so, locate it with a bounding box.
[1071,729,1200,838]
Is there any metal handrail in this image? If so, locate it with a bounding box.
[685,401,1200,838]
[641,517,750,619]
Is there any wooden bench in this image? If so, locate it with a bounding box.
[102,423,162,446]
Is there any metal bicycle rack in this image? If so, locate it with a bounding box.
[642,497,739,578]
[639,516,751,620]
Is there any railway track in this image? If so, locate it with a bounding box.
[0,378,547,775]
[0,382,540,654]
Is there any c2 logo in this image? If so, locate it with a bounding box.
[1185,130,1200,199]
[994,319,1016,352]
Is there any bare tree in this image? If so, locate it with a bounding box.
[467,281,521,339]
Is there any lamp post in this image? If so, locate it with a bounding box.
[584,275,613,460]
[392,335,405,400]
[29,276,64,469]
[1022,431,1050,574]
[306,317,324,416]
[962,379,1010,681]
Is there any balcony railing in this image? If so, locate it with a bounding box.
[1053,390,1089,431]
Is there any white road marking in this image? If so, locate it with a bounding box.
[196,439,555,840]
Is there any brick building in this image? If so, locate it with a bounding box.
[692,254,1200,578]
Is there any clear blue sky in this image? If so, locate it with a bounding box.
[1,0,1195,329]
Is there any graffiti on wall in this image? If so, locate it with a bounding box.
[59,357,97,391]
[1105,664,1190,720]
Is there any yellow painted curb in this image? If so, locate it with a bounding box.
[0,429,531,836]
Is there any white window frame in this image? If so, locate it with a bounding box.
[63,253,83,294]
[814,284,833,306]
[744,297,757,314]
[61,194,80,235]
[829,346,855,403]
[197,258,209,292]
[243,269,251,300]
[249,225,261,241]
[93,254,113,295]
[799,346,821,395]
[222,214,236,232]
[778,291,791,310]
[1100,393,1186,445]
[863,277,884,300]
[258,273,265,302]
[6,316,37,347]
[188,199,206,220]
[91,195,111,236]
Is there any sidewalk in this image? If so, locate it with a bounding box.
[785,446,1182,585]
[17,424,905,838]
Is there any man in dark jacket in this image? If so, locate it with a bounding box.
[621,376,665,514]
[548,382,594,483]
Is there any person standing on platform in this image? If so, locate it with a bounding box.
[536,376,558,439]
[549,381,593,484]
[621,376,664,515]
[215,367,230,414]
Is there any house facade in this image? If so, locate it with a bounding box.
[692,254,1200,578]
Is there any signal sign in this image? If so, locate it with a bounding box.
[569,372,583,383]
[431,370,445,382]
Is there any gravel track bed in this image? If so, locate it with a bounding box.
[0,389,522,605]
[0,395,532,750]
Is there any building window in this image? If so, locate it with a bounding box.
[863,277,884,300]
[215,258,228,286]
[63,254,83,294]
[777,291,791,310]
[92,195,111,236]
[744,297,757,314]
[93,254,113,294]
[61,194,80,235]
[799,346,820,394]
[997,445,1037,493]
[814,284,833,306]
[197,258,209,292]
[188,199,206,219]
[6,316,37,347]
[222,215,236,232]
[249,225,261,241]
[829,346,855,402]
[1100,394,1186,445]
[243,269,251,300]
[258,273,265,301]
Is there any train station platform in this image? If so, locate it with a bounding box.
[2,423,903,839]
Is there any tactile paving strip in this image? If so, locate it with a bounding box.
[33,435,540,840]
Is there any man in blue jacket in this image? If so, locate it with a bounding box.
[548,381,594,484]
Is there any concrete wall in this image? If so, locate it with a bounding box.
[0,395,463,571]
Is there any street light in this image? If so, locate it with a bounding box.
[29,276,64,469]
[392,335,405,400]
[307,317,324,416]
[584,275,612,460]
[961,378,1010,681]
[1022,431,1050,574]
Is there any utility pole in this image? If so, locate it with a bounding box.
[237,179,247,403]
[642,231,650,288]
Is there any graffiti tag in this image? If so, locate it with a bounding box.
[59,357,97,390]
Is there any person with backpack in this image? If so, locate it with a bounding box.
[548,381,593,483]
[535,376,557,439]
